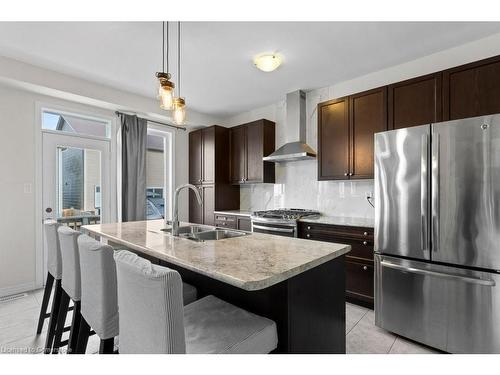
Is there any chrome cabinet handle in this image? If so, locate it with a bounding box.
[380,261,495,286]
[349,172,353,176]
[363,241,368,245]
[363,231,368,236]
[344,172,348,176]
[307,226,311,230]
[363,266,368,271]
[306,234,310,238]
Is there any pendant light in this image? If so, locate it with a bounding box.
[172,22,186,125]
[156,22,175,110]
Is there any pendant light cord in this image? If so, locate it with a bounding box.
[178,21,181,97]
[162,22,165,72]
[161,21,170,73]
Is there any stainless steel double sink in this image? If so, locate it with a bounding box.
[161,225,250,242]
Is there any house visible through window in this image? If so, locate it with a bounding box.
[146,132,167,220]
[42,110,111,138]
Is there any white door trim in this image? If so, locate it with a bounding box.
[34,101,117,288]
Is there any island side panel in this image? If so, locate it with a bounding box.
[287,255,346,353]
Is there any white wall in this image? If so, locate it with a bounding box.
[220,33,500,218]
[0,57,220,296]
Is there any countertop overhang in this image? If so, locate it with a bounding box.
[82,220,350,291]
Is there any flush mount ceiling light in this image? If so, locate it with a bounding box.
[253,53,282,72]
[156,22,175,110]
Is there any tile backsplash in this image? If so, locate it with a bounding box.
[240,159,375,219]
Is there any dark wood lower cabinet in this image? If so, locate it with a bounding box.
[298,221,374,308]
[189,185,239,226]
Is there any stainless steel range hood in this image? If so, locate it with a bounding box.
[263,90,316,163]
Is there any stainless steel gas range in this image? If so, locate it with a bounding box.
[251,209,320,237]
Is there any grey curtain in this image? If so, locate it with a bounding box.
[120,113,147,222]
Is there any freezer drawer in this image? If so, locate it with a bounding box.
[375,254,500,353]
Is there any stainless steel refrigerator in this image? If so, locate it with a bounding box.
[374,114,500,353]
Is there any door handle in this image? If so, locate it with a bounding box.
[421,133,429,253]
[380,260,495,286]
[431,133,440,253]
[252,224,295,233]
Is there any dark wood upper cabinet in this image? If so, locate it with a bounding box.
[188,126,239,225]
[318,88,387,180]
[189,126,231,185]
[349,87,388,178]
[443,55,500,121]
[229,126,246,184]
[388,73,442,129]
[202,127,215,184]
[188,130,202,184]
[229,119,275,184]
[318,98,350,180]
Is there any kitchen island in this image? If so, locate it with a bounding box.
[83,219,350,353]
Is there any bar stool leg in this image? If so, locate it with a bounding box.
[75,316,91,354]
[44,279,62,354]
[99,338,114,354]
[52,289,70,354]
[68,301,81,354]
[37,273,54,334]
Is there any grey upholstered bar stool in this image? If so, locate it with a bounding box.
[40,221,74,353]
[53,226,83,353]
[114,250,278,354]
[75,234,119,354]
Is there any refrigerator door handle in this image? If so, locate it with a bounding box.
[431,132,440,253]
[421,134,429,253]
[380,260,496,286]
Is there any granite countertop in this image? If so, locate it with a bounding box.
[83,220,350,291]
[299,215,374,228]
[213,210,253,217]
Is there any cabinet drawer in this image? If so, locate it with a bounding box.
[300,222,373,240]
[346,259,374,303]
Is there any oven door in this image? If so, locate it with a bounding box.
[251,220,297,237]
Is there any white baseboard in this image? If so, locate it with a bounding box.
[0,282,39,298]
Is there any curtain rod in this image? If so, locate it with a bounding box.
[115,111,187,131]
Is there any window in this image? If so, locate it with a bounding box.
[146,130,170,220]
[42,110,111,138]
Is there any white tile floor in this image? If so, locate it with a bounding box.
[0,289,439,354]
[346,302,439,354]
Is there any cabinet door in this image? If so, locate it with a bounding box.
[388,73,442,129]
[245,122,264,183]
[189,130,202,184]
[346,259,374,305]
[188,186,203,224]
[202,185,215,226]
[318,98,350,180]
[202,127,215,184]
[443,56,500,121]
[230,126,246,184]
[237,217,252,231]
[349,87,387,179]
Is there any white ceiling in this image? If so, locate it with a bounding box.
[0,22,500,117]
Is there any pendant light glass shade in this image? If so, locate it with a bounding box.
[156,72,175,110]
[172,97,186,125]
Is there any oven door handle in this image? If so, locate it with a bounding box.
[252,224,295,233]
